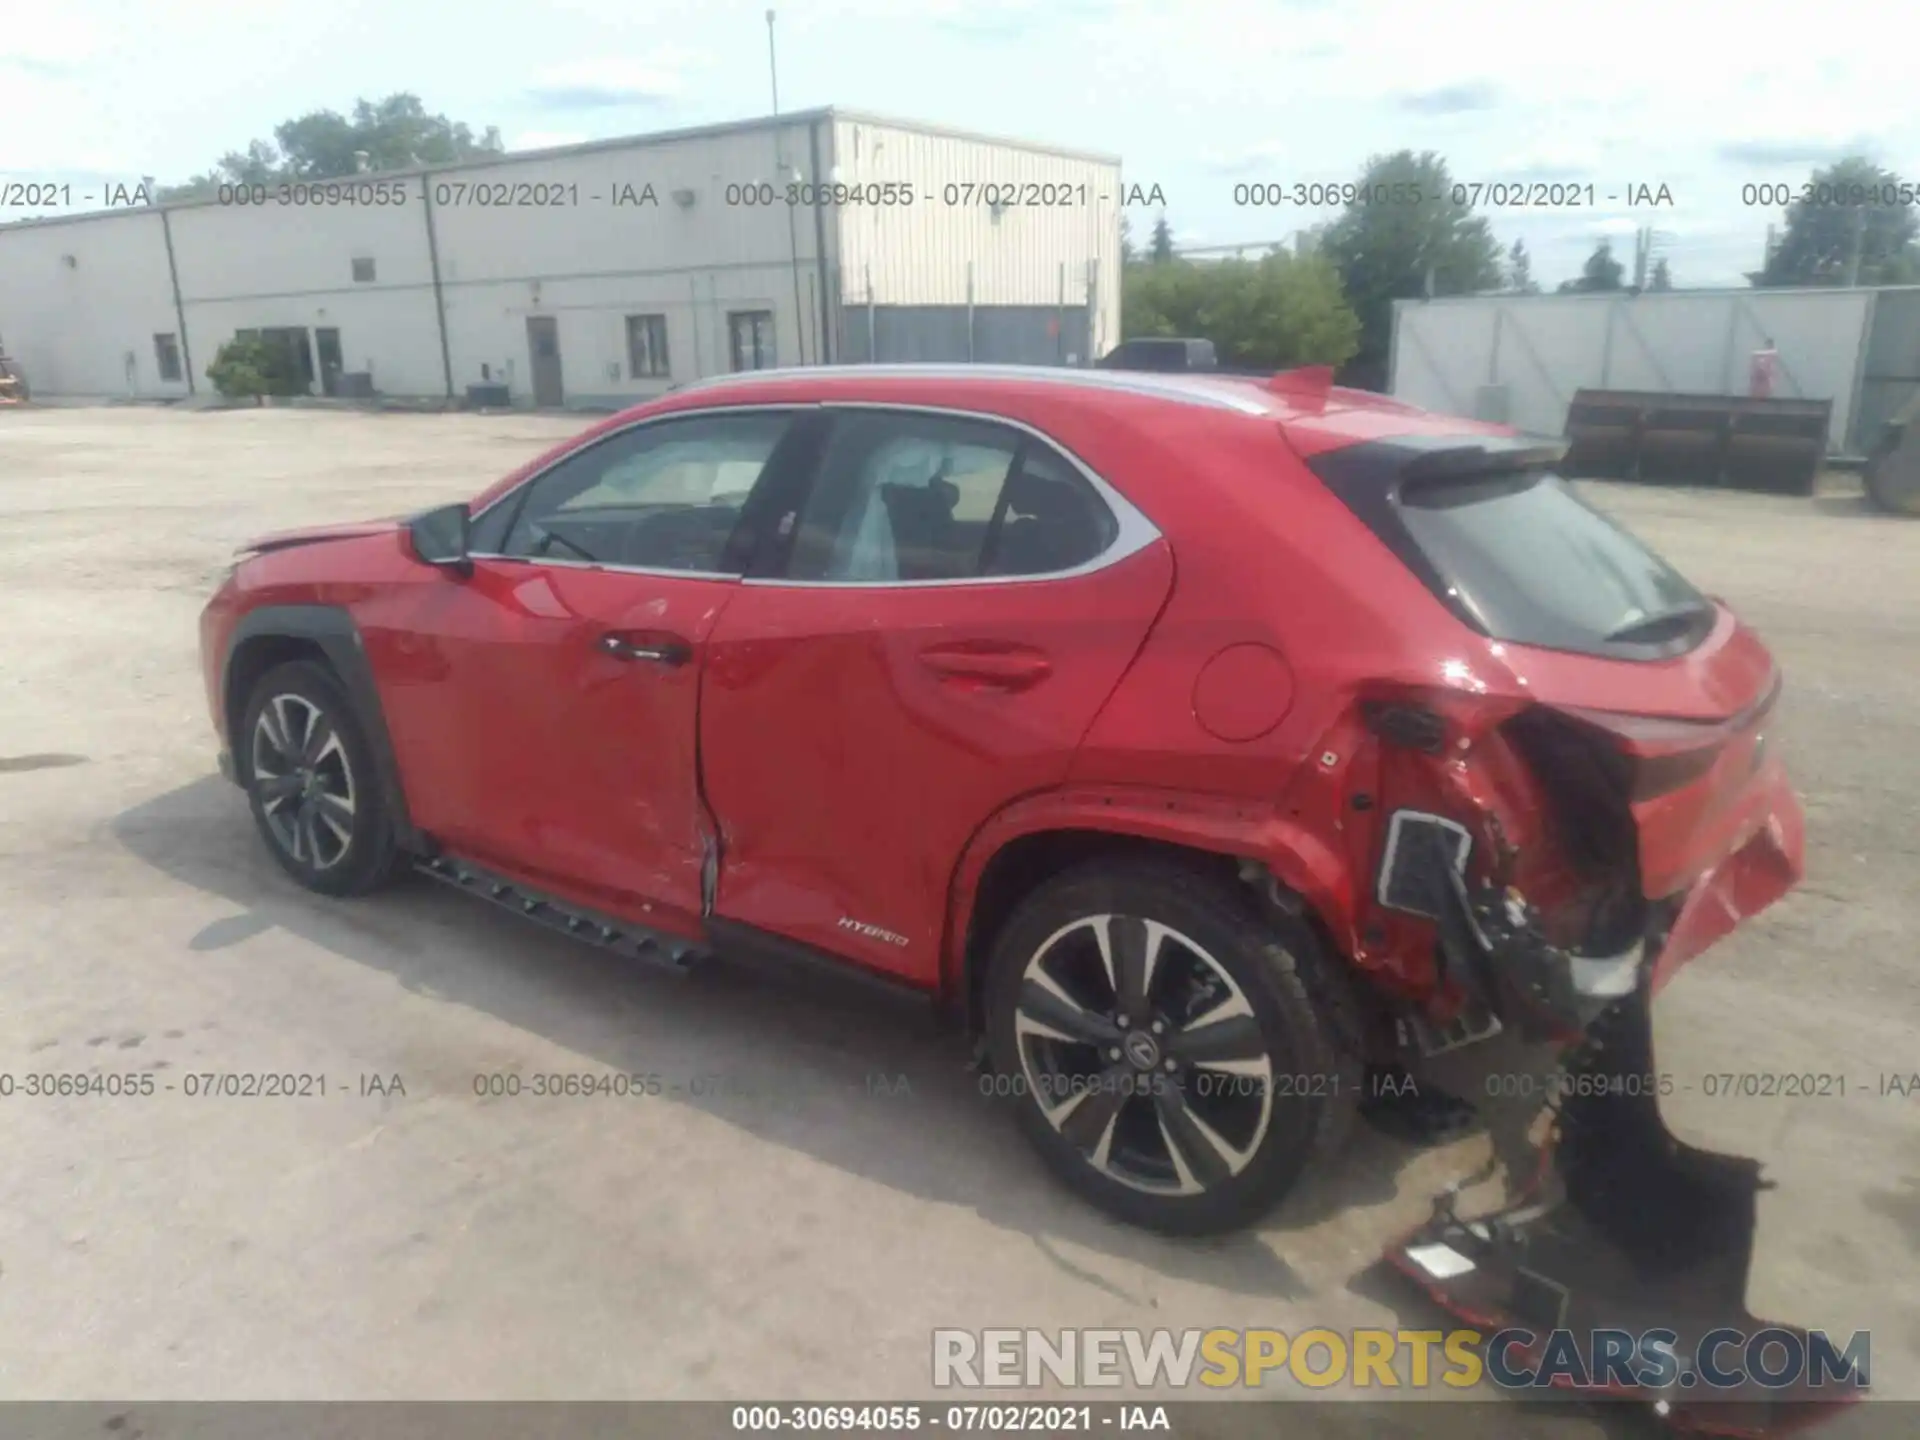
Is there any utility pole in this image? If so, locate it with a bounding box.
[1845,205,1867,287]
[1631,226,1650,290]
[767,9,807,365]
[765,8,780,114]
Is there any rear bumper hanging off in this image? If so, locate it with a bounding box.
[1389,984,1865,1432]
[1383,780,1859,1431]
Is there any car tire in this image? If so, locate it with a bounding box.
[239,660,401,897]
[984,859,1362,1235]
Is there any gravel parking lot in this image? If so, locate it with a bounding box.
[1,406,1915,1431]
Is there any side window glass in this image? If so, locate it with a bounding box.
[468,492,518,553]
[497,413,790,574]
[786,412,1115,582]
[981,444,1118,576]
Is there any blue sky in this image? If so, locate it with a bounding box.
[2,0,1910,287]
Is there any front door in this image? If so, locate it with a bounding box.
[699,406,1173,982]
[315,328,343,397]
[526,315,564,407]
[371,408,804,932]
[728,310,776,371]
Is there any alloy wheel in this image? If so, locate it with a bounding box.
[1013,914,1278,1196]
[250,693,357,871]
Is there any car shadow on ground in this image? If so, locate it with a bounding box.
[113,775,1550,1319]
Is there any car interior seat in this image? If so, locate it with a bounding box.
[880,473,963,579]
[990,468,1098,574]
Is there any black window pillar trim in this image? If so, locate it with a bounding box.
[221,605,421,851]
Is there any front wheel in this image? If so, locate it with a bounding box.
[984,860,1361,1235]
[239,660,401,896]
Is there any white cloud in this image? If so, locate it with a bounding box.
[1491,145,1610,180]
[526,55,696,109]
[1198,143,1291,176]
[0,13,109,68]
[509,131,592,153]
[3,0,1914,290]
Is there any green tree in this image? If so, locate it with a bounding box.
[1567,238,1625,292]
[1319,151,1503,388]
[1506,238,1539,294]
[1120,214,1136,264]
[1753,157,1919,286]
[1649,256,1673,291]
[1121,252,1360,369]
[1149,213,1176,263]
[160,93,504,199]
[206,336,303,403]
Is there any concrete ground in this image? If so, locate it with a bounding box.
[0,407,1914,1433]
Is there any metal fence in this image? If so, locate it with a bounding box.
[836,303,1093,366]
[1857,289,1920,453]
[1388,288,1898,453]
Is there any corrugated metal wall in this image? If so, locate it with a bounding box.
[0,111,1125,397]
[1389,289,1878,451]
[427,120,829,401]
[1857,289,1920,452]
[829,117,1119,364]
[837,304,1091,364]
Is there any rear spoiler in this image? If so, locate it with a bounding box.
[1400,438,1572,485]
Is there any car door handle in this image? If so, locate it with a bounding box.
[917,643,1052,690]
[600,632,692,667]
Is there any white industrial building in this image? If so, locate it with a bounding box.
[0,109,1122,405]
[1389,285,1920,457]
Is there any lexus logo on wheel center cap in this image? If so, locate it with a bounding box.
[1123,1030,1161,1070]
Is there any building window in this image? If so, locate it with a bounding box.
[625,314,670,379]
[728,310,775,372]
[153,333,183,383]
[351,257,376,283]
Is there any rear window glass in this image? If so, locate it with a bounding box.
[1395,470,1709,654]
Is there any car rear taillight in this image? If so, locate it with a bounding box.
[1557,679,1779,802]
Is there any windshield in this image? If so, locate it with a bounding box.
[1395,469,1710,655]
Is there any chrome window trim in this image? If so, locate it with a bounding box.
[461,397,1164,589]
[466,402,814,579]
[463,552,742,583]
[739,400,1161,591]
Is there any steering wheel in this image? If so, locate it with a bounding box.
[530,524,599,563]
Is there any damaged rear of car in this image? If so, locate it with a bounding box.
[1296,432,1858,1429]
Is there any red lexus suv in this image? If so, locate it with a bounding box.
[200,365,1822,1405]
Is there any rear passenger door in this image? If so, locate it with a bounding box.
[697,405,1175,983]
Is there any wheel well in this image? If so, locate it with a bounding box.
[224,634,332,763]
[959,829,1242,1034]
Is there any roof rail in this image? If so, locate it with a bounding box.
[673,364,1277,415]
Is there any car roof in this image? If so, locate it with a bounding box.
[636,364,1509,455]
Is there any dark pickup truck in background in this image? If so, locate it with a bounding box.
[1095,337,1295,380]
[1095,337,1222,372]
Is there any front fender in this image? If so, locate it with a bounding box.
[220,603,421,850]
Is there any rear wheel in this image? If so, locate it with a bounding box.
[239,661,400,896]
[984,860,1361,1235]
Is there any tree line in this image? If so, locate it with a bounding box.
[162,96,1920,391]
[1126,151,1918,386]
